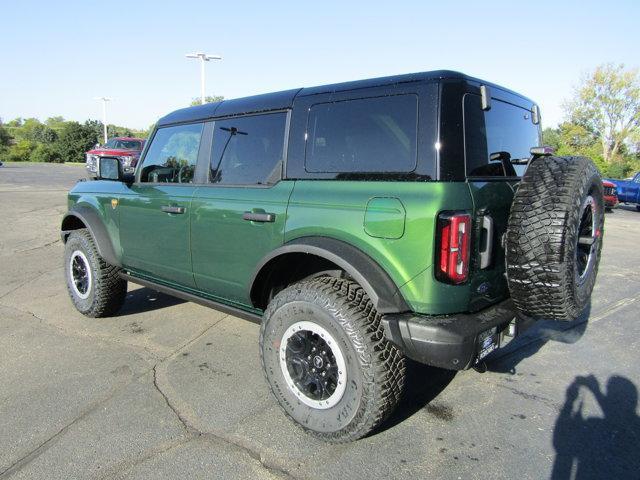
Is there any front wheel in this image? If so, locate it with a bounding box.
[259,277,405,443]
[64,229,127,317]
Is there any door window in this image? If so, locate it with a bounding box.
[210,112,287,185]
[464,95,540,178]
[305,95,418,173]
[139,123,203,183]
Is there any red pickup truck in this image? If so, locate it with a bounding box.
[85,137,145,177]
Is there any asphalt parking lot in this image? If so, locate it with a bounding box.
[1,162,639,480]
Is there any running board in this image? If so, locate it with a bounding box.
[119,273,262,324]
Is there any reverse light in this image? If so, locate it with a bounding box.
[436,212,471,284]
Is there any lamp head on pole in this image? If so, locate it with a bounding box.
[185,53,222,62]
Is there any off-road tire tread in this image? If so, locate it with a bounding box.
[506,156,603,320]
[65,229,127,317]
[259,276,406,443]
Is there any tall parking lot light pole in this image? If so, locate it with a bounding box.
[94,97,112,143]
[185,52,222,104]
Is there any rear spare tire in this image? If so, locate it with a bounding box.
[506,156,604,321]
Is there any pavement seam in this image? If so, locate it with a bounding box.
[13,238,61,254]
[0,301,167,360]
[0,268,59,301]
[94,437,194,480]
[149,316,302,480]
[0,377,134,479]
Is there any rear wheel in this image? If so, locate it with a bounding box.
[64,229,127,317]
[259,277,405,443]
[636,205,640,212]
[506,156,604,321]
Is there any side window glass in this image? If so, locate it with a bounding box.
[464,95,540,178]
[139,123,203,183]
[210,112,287,185]
[305,95,418,173]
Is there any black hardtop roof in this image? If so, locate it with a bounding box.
[157,70,535,126]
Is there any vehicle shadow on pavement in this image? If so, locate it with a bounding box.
[117,287,186,316]
[373,360,457,435]
[550,374,640,479]
[485,302,592,374]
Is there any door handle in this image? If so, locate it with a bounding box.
[479,215,494,269]
[242,211,275,223]
[161,205,186,214]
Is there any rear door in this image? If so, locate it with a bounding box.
[462,93,541,310]
[119,122,204,287]
[190,111,293,307]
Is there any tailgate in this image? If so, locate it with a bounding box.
[467,180,518,311]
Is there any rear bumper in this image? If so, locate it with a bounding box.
[381,299,534,370]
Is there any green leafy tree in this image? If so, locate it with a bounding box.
[55,121,98,163]
[189,95,224,106]
[1,140,35,162]
[564,64,640,164]
[30,143,63,163]
[17,118,58,144]
[0,123,11,147]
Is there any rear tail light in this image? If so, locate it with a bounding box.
[435,212,471,284]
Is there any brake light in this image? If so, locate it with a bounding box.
[436,212,471,284]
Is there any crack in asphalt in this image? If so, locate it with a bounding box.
[0,378,134,479]
[144,317,300,480]
[0,268,59,301]
[0,308,296,480]
[0,302,167,360]
[14,238,61,254]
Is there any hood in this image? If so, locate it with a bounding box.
[86,148,140,156]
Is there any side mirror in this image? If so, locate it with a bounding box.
[97,157,134,184]
[97,157,120,180]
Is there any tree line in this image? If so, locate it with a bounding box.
[1,68,638,178]
[543,64,640,178]
[0,117,149,164]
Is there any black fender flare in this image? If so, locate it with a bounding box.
[250,236,410,314]
[60,205,120,267]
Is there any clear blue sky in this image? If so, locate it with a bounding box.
[1,0,638,130]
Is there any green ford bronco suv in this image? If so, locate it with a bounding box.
[61,70,604,442]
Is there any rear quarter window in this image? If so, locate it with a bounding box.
[464,94,540,178]
[305,95,418,174]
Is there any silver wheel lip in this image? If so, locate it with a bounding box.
[279,321,347,410]
[69,250,92,300]
[576,195,599,283]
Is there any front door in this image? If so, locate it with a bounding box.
[190,111,293,307]
[119,122,205,288]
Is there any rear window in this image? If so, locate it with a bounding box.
[210,112,287,186]
[464,94,540,178]
[305,95,418,173]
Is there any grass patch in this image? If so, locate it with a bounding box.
[1,161,85,166]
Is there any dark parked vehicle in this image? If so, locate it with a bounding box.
[605,173,640,211]
[61,70,603,442]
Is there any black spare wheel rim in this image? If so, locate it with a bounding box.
[576,195,600,283]
[280,321,347,409]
